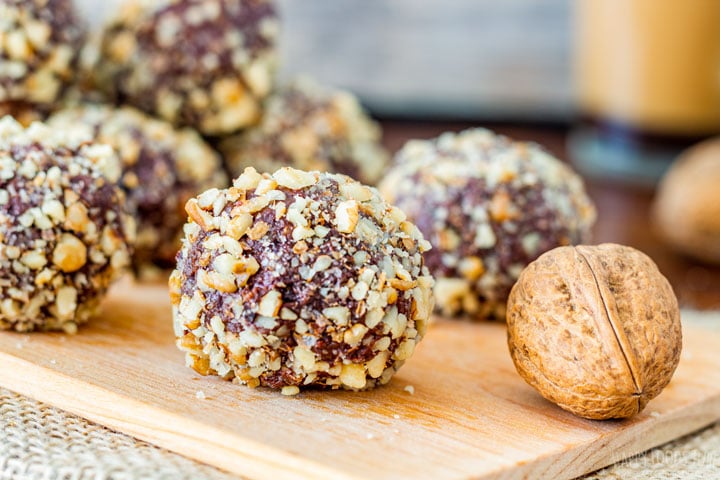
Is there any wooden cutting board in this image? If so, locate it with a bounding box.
[0,279,719,480]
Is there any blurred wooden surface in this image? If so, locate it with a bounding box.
[380,120,720,311]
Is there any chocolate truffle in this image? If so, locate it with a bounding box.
[0,0,85,111]
[49,104,227,272]
[219,78,389,185]
[169,167,434,392]
[92,0,279,135]
[380,129,596,320]
[0,116,135,333]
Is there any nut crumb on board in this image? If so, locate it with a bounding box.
[281,386,299,396]
[404,385,415,395]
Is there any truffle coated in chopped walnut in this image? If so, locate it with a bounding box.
[48,104,227,272]
[219,78,389,185]
[0,116,135,333]
[90,0,279,135]
[170,167,434,391]
[380,128,596,320]
[0,0,86,110]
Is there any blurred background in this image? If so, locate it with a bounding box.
[76,0,720,308]
[78,0,720,181]
[80,0,573,121]
[276,0,572,122]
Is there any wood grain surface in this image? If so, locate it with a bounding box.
[0,279,719,480]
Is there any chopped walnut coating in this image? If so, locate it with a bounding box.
[219,78,389,185]
[0,0,85,109]
[170,167,434,391]
[48,104,227,272]
[380,128,596,320]
[91,0,279,135]
[0,116,135,332]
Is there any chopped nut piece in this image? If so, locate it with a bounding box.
[323,306,350,325]
[344,323,369,346]
[273,167,317,190]
[52,234,87,273]
[247,221,270,240]
[64,202,90,232]
[281,385,300,396]
[257,290,282,317]
[226,213,253,240]
[335,200,359,233]
[340,364,367,389]
[366,351,389,378]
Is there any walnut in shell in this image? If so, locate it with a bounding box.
[506,243,682,420]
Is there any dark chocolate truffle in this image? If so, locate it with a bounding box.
[380,128,596,320]
[170,167,434,393]
[92,0,279,135]
[0,0,85,111]
[48,104,227,272]
[219,78,389,185]
[0,116,135,332]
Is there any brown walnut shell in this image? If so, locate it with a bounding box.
[506,243,682,420]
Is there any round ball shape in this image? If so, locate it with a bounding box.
[0,0,85,109]
[219,78,389,185]
[170,167,434,391]
[49,104,227,272]
[380,128,596,320]
[0,117,135,333]
[507,244,682,420]
[653,137,720,265]
[93,0,279,135]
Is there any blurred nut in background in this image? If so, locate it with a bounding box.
[507,244,682,420]
[653,137,720,265]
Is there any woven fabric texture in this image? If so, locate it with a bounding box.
[0,388,240,480]
[1,310,718,480]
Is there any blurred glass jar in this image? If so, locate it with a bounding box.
[569,0,720,184]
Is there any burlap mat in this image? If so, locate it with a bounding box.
[1,310,718,480]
